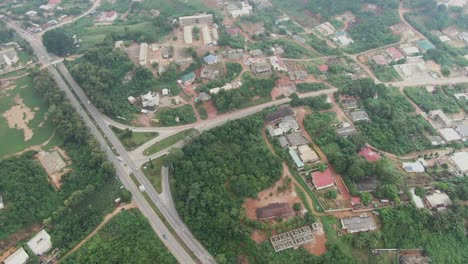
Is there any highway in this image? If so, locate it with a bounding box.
[3,21,212,264]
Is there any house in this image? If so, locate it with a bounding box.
[425,191,451,210]
[358,147,380,162]
[95,11,118,23]
[278,116,299,133]
[226,1,253,18]
[226,49,244,60]
[266,125,282,137]
[183,26,193,44]
[372,55,387,65]
[457,32,468,44]
[455,123,468,139]
[427,135,446,146]
[181,72,196,85]
[451,152,468,176]
[25,10,38,17]
[317,64,329,73]
[297,145,319,163]
[354,177,378,192]
[141,91,159,108]
[203,54,219,65]
[196,92,211,102]
[27,229,52,255]
[127,96,136,104]
[265,106,294,123]
[4,247,29,264]
[385,47,405,61]
[209,81,242,94]
[428,110,451,127]
[402,160,425,173]
[311,168,335,190]
[249,49,263,57]
[340,98,358,109]
[285,132,308,147]
[162,88,170,96]
[336,125,357,137]
[335,35,354,46]
[438,128,461,142]
[278,136,289,148]
[315,22,336,36]
[292,70,307,81]
[410,188,425,209]
[251,62,271,76]
[200,66,221,80]
[179,13,213,26]
[416,39,436,51]
[202,25,212,45]
[350,110,370,122]
[268,56,288,71]
[400,45,420,56]
[439,35,451,42]
[289,149,304,169]
[341,216,376,233]
[256,203,293,220]
[0,48,19,68]
[139,43,148,66]
[292,35,306,43]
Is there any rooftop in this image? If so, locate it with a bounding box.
[403,161,425,173]
[438,128,461,142]
[312,168,334,190]
[451,152,468,173]
[27,229,52,255]
[350,110,370,122]
[265,106,293,122]
[203,54,219,64]
[425,191,451,209]
[285,132,308,147]
[297,144,319,163]
[416,39,436,51]
[341,216,376,233]
[4,247,29,264]
[358,147,381,162]
[256,203,293,220]
[289,149,304,168]
[354,177,378,192]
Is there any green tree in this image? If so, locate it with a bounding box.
[360,192,373,205]
[43,28,74,56]
[415,186,426,198]
[293,202,302,211]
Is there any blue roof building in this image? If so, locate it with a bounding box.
[416,40,435,51]
[289,149,304,169]
[203,54,219,65]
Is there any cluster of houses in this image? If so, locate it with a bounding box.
[411,189,453,211]
[4,229,52,264]
[0,48,20,71]
[314,22,354,47]
[428,110,467,144]
[127,89,171,113]
[340,97,371,123]
[180,13,219,46]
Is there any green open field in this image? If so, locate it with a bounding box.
[144,128,198,156]
[141,156,166,193]
[110,125,158,151]
[0,75,55,157]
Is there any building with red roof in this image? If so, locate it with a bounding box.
[312,168,335,190]
[317,64,329,72]
[48,0,61,5]
[358,147,381,162]
[385,47,404,61]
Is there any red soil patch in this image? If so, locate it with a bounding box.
[133,112,154,127]
[251,230,268,244]
[203,100,218,119]
[271,86,283,100]
[303,232,327,255]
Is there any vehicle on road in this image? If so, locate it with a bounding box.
[163,234,168,240]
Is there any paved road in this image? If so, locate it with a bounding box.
[4,20,211,264]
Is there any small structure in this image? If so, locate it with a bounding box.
[410,188,425,209]
[336,123,357,137]
[438,128,461,142]
[416,39,436,52]
[289,149,304,169]
[400,45,420,56]
[317,64,329,73]
[141,91,159,108]
[402,160,425,173]
[425,191,451,210]
[350,110,370,122]
[181,72,196,85]
[458,32,468,44]
[265,106,294,123]
[427,135,446,146]
[0,48,19,68]
[270,226,314,252]
[297,145,319,163]
[385,47,404,61]
[358,147,380,162]
[268,56,288,71]
[179,13,213,26]
[311,168,334,190]
[285,132,308,148]
[196,92,211,102]
[256,203,293,220]
[341,216,376,233]
[25,10,38,17]
[162,89,170,96]
[428,110,451,127]
[183,26,193,44]
[226,1,253,18]
[354,177,378,193]
[27,229,52,255]
[4,247,29,264]
[340,98,358,110]
[451,152,468,176]
[139,43,148,66]
[439,35,451,42]
[127,96,136,104]
[0,195,4,210]
[315,22,336,36]
[334,35,354,47]
[249,49,263,57]
[251,62,272,76]
[95,11,118,23]
[278,116,299,133]
[455,123,468,139]
[202,25,213,46]
[278,136,289,148]
[203,54,219,65]
[372,55,387,65]
[200,66,221,80]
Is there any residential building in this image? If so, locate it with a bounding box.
[354,177,378,192]
[209,81,242,94]
[336,123,357,137]
[386,47,405,61]
[4,247,29,264]
[315,22,336,36]
[251,62,272,76]
[416,39,436,51]
[451,152,468,175]
[95,11,118,23]
[0,195,3,210]
[400,45,420,56]
[141,91,159,108]
[350,110,370,122]
[25,10,38,17]
[289,149,304,169]
[340,98,358,109]
[334,35,354,47]
[127,96,136,104]
[256,203,293,220]
[0,48,19,68]
[317,64,329,72]
[455,122,468,139]
[311,168,334,190]
[427,135,446,146]
[27,229,52,255]
[196,92,211,102]
[297,145,319,163]
[139,43,148,66]
[270,226,314,252]
[458,32,468,44]
[425,191,451,210]
[268,56,288,71]
[212,26,219,43]
[202,25,212,45]
[410,188,425,209]
[278,116,299,133]
[183,26,193,44]
[179,13,213,26]
[438,128,461,142]
[203,54,219,65]
[265,106,293,123]
[200,66,221,80]
[429,110,452,127]
[249,49,263,57]
[285,132,308,147]
[372,55,387,65]
[226,1,253,18]
[403,160,425,173]
[341,216,376,233]
[278,136,289,148]
[181,72,196,85]
[358,147,381,162]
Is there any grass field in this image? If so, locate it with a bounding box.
[144,128,198,156]
[0,75,55,157]
[141,156,166,193]
[110,125,158,151]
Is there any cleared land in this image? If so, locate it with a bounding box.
[141,156,166,193]
[144,128,198,155]
[110,125,159,151]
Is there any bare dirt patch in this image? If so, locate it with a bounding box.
[2,95,36,141]
[36,147,72,190]
[203,100,218,119]
[133,112,155,127]
[251,230,268,244]
[303,222,327,255]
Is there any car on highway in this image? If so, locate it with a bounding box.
[163,234,168,240]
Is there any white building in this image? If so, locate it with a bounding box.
[315,22,336,36]
[184,26,193,44]
[4,247,29,264]
[410,188,425,209]
[451,152,468,176]
[179,13,213,26]
[0,48,20,68]
[202,25,212,46]
[25,10,38,17]
[141,91,160,108]
[425,191,451,210]
[139,43,148,66]
[438,128,461,142]
[297,145,319,163]
[401,45,420,56]
[226,2,253,18]
[268,56,288,71]
[335,35,354,46]
[402,161,425,173]
[27,229,52,255]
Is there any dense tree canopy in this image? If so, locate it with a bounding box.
[43,28,75,56]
